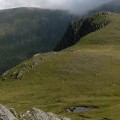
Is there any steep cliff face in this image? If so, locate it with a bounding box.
[54,12,110,51]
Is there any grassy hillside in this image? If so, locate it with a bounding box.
[1,13,120,120]
[0,7,76,74]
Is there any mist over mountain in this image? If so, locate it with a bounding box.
[0,0,112,15]
[0,0,119,74]
[0,0,120,120]
[90,0,120,14]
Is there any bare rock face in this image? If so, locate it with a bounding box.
[22,108,70,120]
[0,104,18,120]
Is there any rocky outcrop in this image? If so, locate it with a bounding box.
[54,12,110,51]
[0,104,70,120]
[22,108,70,120]
[0,104,18,120]
[2,52,56,80]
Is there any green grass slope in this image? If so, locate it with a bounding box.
[0,7,76,74]
[1,13,120,120]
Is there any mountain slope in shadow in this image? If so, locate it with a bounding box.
[0,7,76,74]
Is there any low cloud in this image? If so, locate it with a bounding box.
[0,0,112,14]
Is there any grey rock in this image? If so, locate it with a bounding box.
[0,104,70,120]
[0,104,17,120]
[22,108,70,120]
[47,112,70,120]
[9,108,18,118]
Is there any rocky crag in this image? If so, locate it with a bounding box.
[54,12,110,51]
[0,104,70,120]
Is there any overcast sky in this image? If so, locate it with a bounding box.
[0,0,112,14]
